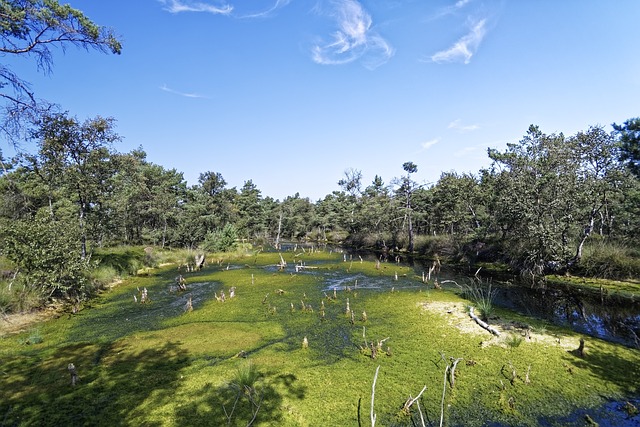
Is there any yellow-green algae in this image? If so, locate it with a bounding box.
[1,250,638,426]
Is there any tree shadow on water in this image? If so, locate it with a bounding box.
[0,341,189,426]
[174,367,306,426]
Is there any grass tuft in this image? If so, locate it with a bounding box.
[458,280,498,321]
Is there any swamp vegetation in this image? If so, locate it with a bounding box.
[0,3,639,425]
[1,249,638,426]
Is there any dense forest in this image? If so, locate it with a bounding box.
[0,1,639,312]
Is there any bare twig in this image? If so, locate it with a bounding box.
[449,357,463,388]
[402,385,427,414]
[371,365,380,427]
[440,364,449,427]
[469,307,501,336]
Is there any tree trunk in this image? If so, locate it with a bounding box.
[573,212,596,265]
[275,211,283,250]
[79,199,87,260]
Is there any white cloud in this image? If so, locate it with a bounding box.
[420,138,439,150]
[160,84,208,99]
[240,0,292,18]
[448,119,480,132]
[431,18,487,64]
[312,0,394,69]
[431,0,473,20]
[159,0,233,15]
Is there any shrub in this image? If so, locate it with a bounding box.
[89,265,119,287]
[576,241,640,280]
[0,215,93,302]
[18,328,43,345]
[413,234,462,258]
[93,247,146,276]
[202,224,238,253]
[0,277,47,313]
[459,281,497,321]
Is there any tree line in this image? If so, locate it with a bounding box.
[1,113,639,299]
[0,1,638,308]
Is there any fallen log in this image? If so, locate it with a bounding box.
[469,307,500,336]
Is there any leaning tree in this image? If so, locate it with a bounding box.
[0,0,121,142]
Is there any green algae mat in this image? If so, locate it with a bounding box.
[1,251,638,426]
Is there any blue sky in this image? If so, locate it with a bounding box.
[12,0,640,200]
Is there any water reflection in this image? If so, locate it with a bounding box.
[265,247,640,348]
[362,250,639,348]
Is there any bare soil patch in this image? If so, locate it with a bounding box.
[0,308,59,336]
[419,300,578,351]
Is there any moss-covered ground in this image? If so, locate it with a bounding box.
[1,250,638,426]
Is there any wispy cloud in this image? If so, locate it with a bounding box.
[160,84,208,99]
[420,138,439,151]
[312,0,394,69]
[430,18,487,64]
[159,0,233,15]
[240,0,292,18]
[431,0,472,20]
[448,119,480,132]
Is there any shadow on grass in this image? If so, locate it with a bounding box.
[0,341,189,426]
[564,340,639,397]
[173,369,306,426]
[66,279,220,343]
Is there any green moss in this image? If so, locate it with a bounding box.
[1,250,637,426]
[546,275,639,301]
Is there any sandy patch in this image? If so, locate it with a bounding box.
[0,308,59,336]
[419,300,578,351]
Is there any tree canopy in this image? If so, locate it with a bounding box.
[1,0,121,141]
[1,118,639,308]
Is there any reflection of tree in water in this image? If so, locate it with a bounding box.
[494,284,640,348]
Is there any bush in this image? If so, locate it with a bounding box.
[89,265,119,287]
[93,247,146,275]
[0,215,93,302]
[459,280,497,321]
[413,234,463,259]
[576,242,640,280]
[202,224,238,253]
[0,277,47,313]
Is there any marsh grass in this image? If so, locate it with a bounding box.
[458,280,498,321]
[0,250,638,427]
[505,334,524,348]
[577,241,640,280]
[17,327,43,345]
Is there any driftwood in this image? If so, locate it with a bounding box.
[402,385,428,416]
[175,275,187,291]
[371,366,380,427]
[68,363,78,386]
[195,254,206,270]
[295,264,319,272]
[277,253,287,270]
[468,307,500,336]
[139,287,149,304]
[574,337,585,357]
